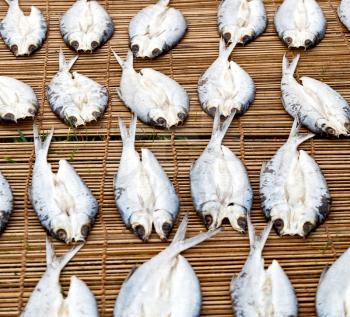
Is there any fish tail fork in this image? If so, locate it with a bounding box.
[118,115,137,148]
[33,124,54,160]
[282,54,300,76]
[288,119,315,146]
[210,108,235,146]
[247,216,272,253]
[113,50,133,69]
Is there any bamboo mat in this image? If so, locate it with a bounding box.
[0,0,349,316]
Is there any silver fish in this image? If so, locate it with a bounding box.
[190,110,253,232]
[113,50,189,129]
[21,237,99,317]
[274,0,326,48]
[114,215,219,317]
[231,218,298,317]
[114,116,179,241]
[0,172,12,234]
[198,39,255,118]
[0,0,47,56]
[0,76,38,122]
[260,119,330,237]
[30,125,98,244]
[282,54,350,136]
[129,0,187,58]
[316,247,350,317]
[60,0,114,52]
[218,0,267,45]
[338,0,350,31]
[46,50,108,127]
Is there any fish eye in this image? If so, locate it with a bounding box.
[91,41,99,50]
[204,215,213,228]
[152,48,161,57]
[207,107,217,117]
[2,113,15,121]
[81,224,91,237]
[28,45,36,53]
[242,35,251,45]
[237,217,247,231]
[162,222,172,238]
[177,112,186,121]
[71,41,79,50]
[134,225,145,240]
[284,37,293,46]
[223,32,232,43]
[303,222,314,236]
[10,44,18,54]
[325,126,336,135]
[56,229,67,241]
[273,218,284,234]
[131,44,139,54]
[156,117,166,126]
[304,39,313,48]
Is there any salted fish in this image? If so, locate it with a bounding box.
[190,110,253,232]
[114,215,219,317]
[129,0,187,58]
[46,50,108,127]
[30,125,98,244]
[260,119,330,237]
[0,172,12,234]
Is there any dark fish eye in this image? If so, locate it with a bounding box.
[71,41,79,50]
[162,222,172,239]
[56,229,67,241]
[304,39,313,48]
[242,34,251,45]
[204,215,213,228]
[2,113,15,121]
[68,115,78,126]
[223,32,231,43]
[134,225,145,240]
[177,112,186,121]
[237,217,247,231]
[152,48,161,57]
[81,224,91,237]
[273,218,284,234]
[131,44,139,54]
[284,37,293,46]
[303,222,314,236]
[28,45,36,53]
[325,126,336,135]
[10,44,18,54]
[91,41,99,50]
[207,107,217,117]
[156,117,166,126]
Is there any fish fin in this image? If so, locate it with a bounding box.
[59,48,78,72]
[247,215,272,252]
[288,118,315,146]
[282,53,300,76]
[45,237,83,271]
[219,37,236,59]
[210,108,235,145]
[33,124,54,159]
[118,115,137,147]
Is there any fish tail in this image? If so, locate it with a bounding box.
[158,0,170,6]
[219,37,236,59]
[288,118,315,146]
[45,236,83,271]
[113,50,133,69]
[118,115,137,147]
[282,53,300,76]
[33,124,54,160]
[210,108,235,145]
[59,48,78,72]
[247,215,272,253]
[169,215,220,254]
[4,0,18,6]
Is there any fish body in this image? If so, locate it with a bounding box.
[129,0,187,58]
[114,215,219,317]
[0,172,12,234]
[282,54,350,136]
[30,125,98,244]
[21,237,99,317]
[114,116,179,241]
[46,50,108,127]
[0,76,38,122]
[231,218,298,316]
[218,0,267,45]
[274,0,326,48]
[338,0,350,31]
[60,0,114,52]
[316,247,350,317]
[190,110,253,232]
[198,39,255,118]
[113,50,189,129]
[0,0,47,56]
[260,119,330,237]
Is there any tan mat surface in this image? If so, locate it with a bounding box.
[0,0,349,316]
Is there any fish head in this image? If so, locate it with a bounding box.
[129,210,153,241]
[65,33,102,52]
[50,214,73,243]
[221,26,255,45]
[130,36,165,59]
[70,212,94,242]
[153,209,174,240]
[149,107,187,129]
[316,118,342,137]
[282,30,317,49]
[7,39,40,57]
[201,201,221,230]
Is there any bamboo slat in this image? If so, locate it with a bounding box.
[0,0,349,316]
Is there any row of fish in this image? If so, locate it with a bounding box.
[20,215,350,316]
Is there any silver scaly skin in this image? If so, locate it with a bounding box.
[114,116,180,241]
[274,0,326,49]
[198,38,255,118]
[114,215,220,317]
[30,125,98,244]
[113,50,189,129]
[316,247,350,317]
[60,0,114,52]
[21,237,99,317]
[46,50,108,127]
[129,0,187,58]
[260,119,330,237]
[0,172,12,234]
[231,217,298,317]
[282,54,350,136]
[338,0,350,31]
[218,0,267,45]
[0,0,47,56]
[190,110,253,232]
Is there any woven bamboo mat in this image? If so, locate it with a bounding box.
[0,0,349,316]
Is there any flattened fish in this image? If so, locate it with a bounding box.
[113,50,189,129]
[0,76,38,122]
[114,215,219,317]
[231,218,298,317]
[0,0,47,56]
[190,110,252,232]
[0,172,12,234]
[260,119,330,237]
[282,54,350,136]
[47,50,108,127]
[60,0,114,52]
[218,0,267,45]
[274,0,326,48]
[316,247,350,317]
[114,116,179,241]
[30,125,98,244]
[21,237,99,317]
[338,0,350,31]
[129,0,187,58]
[198,38,255,118]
